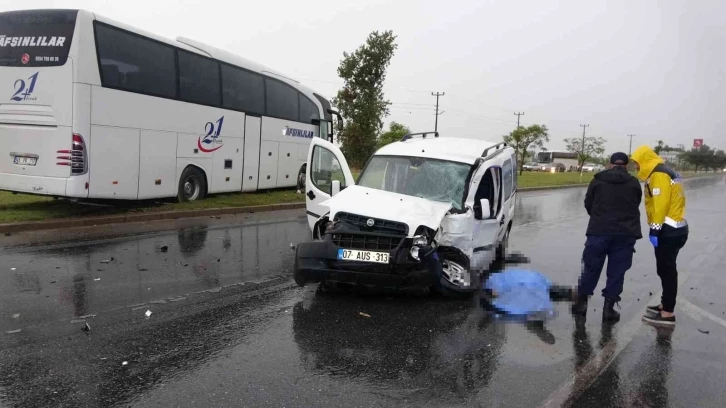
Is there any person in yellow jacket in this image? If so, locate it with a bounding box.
[630,145,689,326]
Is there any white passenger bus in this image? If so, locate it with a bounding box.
[535,150,579,171]
[0,9,338,201]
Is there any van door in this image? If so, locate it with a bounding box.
[305,138,355,230]
[468,161,504,271]
[0,10,78,190]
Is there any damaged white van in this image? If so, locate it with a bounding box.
[294,132,517,295]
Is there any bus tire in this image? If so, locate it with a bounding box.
[296,164,307,192]
[178,167,207,202]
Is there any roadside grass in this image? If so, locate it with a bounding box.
[0,170,715,224]
[0,189,304,224]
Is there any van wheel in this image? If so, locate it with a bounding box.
[178,167,207,202]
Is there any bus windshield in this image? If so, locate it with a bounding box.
[0,9,77,67]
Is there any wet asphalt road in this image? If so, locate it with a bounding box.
[1,175,726,408]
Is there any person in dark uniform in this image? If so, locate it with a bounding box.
[572,152,643,321]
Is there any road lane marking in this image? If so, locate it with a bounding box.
[678,297,726,329]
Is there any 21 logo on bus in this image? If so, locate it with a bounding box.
[11,72,39,102]
[198,116,225,153]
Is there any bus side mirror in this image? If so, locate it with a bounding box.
[332,180,341,196]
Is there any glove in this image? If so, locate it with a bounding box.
[649,236,659,248]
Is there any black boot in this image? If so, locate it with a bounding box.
[571,297,588,316]
[603,298,620,322]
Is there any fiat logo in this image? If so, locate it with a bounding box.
[21,53,30,65]
[366,219,375,227]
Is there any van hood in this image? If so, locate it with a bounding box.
[319,185,452,235]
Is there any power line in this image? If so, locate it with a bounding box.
[432,92,445,133]
[514,112,524,128]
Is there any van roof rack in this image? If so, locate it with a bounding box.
[481,142,508,158]
[401,131,439,142]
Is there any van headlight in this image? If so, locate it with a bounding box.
[410,235,431,260]
[412,235,428,247]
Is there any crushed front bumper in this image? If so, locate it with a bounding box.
[293,237,477,293]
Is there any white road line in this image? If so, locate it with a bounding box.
[678,297,726,329]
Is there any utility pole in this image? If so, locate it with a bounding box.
[580,124,590,174]
[431,92,445,133]
[628,134,635,156]
[514,112,524,128]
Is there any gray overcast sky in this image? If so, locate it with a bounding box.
[5,0,725,153]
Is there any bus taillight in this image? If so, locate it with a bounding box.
[57,134,88,175]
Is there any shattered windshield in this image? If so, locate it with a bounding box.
[357,155,472,210]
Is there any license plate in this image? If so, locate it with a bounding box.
[337,248,390,264]
[13,156,37,166]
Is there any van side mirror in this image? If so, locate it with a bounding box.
[476,198,491,220]
[331,180,341,196]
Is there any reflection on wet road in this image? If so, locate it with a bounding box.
[1,176,726,407]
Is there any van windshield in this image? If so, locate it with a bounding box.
[0,10,77,67]
[357,155,472,210]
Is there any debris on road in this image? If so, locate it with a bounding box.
[6,329,21,334]
[359,312,372,318]
[139,268,148,272]
[290,243,296,250]
[70,319,86,324]
[82,323,91,333]
[217,259,220,262]
[649,292,653,296]
[4,233,11,236]
[699,329,710,334]
[94,278,101,281]
[13,313,19,319]
[101,260,110,264]
[122,361,128,366]
[160,246,169,253]
[10,267,16,271]
[78,314,97,319]
[145,310,152,318]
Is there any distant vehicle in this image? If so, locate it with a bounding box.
[541,163,566,173]
[522,162,539,171]
[0,9,339,202]
[536,151,579,171]
[295,133,517,297]
[581,163,605,172]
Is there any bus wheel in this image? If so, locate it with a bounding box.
[178,167,207,202]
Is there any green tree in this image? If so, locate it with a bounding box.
[503,124,550,175]
[377,121,410,150]
[654,140,665,154]
[564,136,607,172]
[332,31,398,168]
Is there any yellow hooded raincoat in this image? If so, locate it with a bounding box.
[630,145,688,238]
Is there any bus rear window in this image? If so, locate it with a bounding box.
[0,9,77,67]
